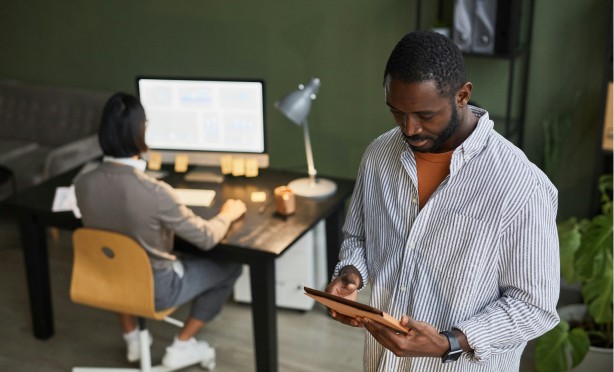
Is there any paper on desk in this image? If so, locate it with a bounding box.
[174,189,216,207]
[52,185,82,218]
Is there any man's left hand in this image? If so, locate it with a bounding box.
[358,315,449,358]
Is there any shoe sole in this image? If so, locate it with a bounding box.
[163,347,216,370]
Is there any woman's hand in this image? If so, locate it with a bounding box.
[219,199,247,222]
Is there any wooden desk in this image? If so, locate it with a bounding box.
[4,166,354,372]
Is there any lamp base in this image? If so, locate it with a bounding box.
[288,177,337,198]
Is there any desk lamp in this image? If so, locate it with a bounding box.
[274,77,337,198]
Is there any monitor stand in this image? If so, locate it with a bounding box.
[184,166,225,183]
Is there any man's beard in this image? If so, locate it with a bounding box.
[403,101,459,153]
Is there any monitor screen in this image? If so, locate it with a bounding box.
[136,76,268,167]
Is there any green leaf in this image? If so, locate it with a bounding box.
[598,174,612,201]
[581,250,613,324]
[535,321,590,371]
[575,213,613,282]
[536,322,570,371]
[558,219,582,283]
[568,327,591,367]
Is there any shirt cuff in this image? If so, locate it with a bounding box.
[453,321,490,363]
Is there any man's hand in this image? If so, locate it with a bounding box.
[324,265,363,328]
[358,315,452,358]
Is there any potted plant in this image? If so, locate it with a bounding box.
[535,174,613,371]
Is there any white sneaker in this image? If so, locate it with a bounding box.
[125,330,153,363]
[162,338,216,370]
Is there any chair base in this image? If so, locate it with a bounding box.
[74,368,144,372]
[73,326,215,372]
[73,361,214,372]
[73,366,176,372]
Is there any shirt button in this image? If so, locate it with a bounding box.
[400,286,407,292]
[412,197,418,204]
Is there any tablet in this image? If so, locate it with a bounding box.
[304,286,410,334]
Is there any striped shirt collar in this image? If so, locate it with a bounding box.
[450,105,493,175]
[399,105,493,177]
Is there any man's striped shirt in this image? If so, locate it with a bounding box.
[335,107,560,371]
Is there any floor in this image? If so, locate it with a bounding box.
[0,209,546,372]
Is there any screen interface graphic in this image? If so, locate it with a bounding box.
[138,79,265,154]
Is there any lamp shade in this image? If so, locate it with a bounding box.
[274,78,321,125]
[274,77,336,198]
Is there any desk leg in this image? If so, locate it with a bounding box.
[249,258,277,372]
[18,212,54,339]
[325,205,344,280]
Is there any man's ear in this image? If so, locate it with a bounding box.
[456,82,473,107]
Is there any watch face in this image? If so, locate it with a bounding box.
[442,349,462,363]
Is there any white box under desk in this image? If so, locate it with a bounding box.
[233,221,327,311]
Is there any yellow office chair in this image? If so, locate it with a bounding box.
[70,227,215,372]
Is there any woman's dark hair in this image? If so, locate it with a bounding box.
[384,30,466,99]
[98,92,148,157]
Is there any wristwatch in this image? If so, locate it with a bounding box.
[440,330,463,363]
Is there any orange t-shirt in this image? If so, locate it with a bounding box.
[415,150,454,209]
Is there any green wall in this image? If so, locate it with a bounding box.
[524,0,610,219]
[1,0,610,218]
[0,0,411,180]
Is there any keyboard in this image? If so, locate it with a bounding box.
[174,189,216,207]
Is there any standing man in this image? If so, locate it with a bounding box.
[326,30,560,371]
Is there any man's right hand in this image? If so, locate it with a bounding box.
[325,265,363,328]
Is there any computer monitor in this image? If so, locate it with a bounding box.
[136,76,269,169]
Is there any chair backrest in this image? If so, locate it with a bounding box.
[70,227,175,320]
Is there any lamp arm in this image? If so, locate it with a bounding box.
[302,120,317,180]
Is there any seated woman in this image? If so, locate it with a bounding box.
[74,92,246,369]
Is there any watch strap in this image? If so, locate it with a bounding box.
[440,330,462,363]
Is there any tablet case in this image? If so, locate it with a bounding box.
[304,286,410,334]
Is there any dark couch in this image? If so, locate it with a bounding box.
[0,80,111,200]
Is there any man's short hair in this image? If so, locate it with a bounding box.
[384,30,466,98]
[98,92,148,157]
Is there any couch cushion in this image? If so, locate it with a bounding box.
[0,146,53,195]
[0,81,110,147]
[0,138,39,163]
[43,134,102,179]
